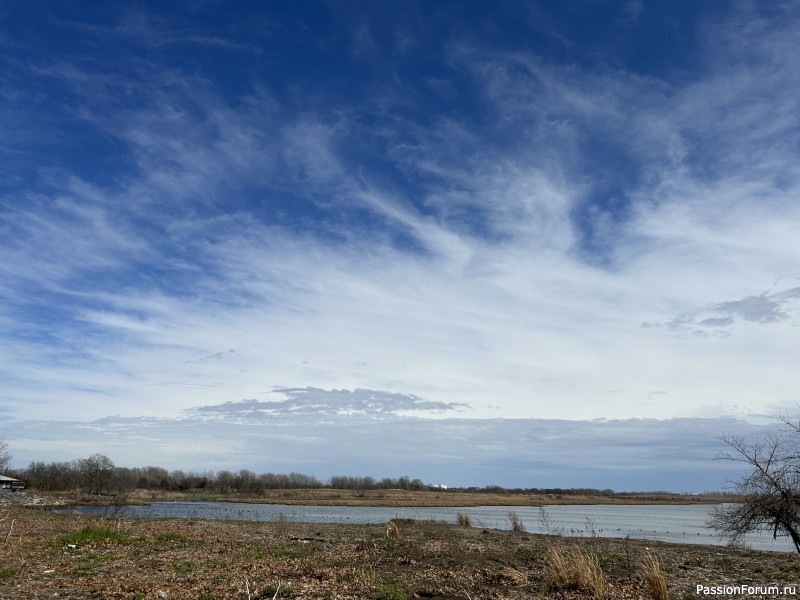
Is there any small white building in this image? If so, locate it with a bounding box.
[0,475,24,492]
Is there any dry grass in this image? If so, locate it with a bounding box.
[545,545,610,598]
[457,512,472,527]
[1,504,794,599]
[507,511,525,531]
[498,565,528,585]
[385,519,400,539]
[642,554,669,600]
[544,545,570,586]
[48,487,729,508]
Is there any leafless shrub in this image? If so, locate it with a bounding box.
[457,512,472,527]
[584,515,598,537]
[507,511,525,532]
[537,506,563,535]
[622,534,637,580]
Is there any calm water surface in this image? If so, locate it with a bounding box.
[66,502,796,553]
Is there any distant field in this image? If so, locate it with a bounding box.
[51,487,732,507]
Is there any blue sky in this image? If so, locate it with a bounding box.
[1,1,799,491]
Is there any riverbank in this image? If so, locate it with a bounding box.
[0,504,796,599]
[43,487,732,508]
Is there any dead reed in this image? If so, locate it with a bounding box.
[385,520,400,539]
[544,545,609,598]
[642,554,669,600]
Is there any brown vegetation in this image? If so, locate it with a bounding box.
[1,504,797,599]
[641,554,669,600]
[544,546,609,598]
[43,487,730,509]
[385,520,400,539]
[507,511,525,532]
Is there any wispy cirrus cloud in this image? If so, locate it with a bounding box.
[1,2,799,487]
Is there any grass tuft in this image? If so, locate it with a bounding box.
[457,512,472,527]
[642,554,669,600]
[498,565,527,585]
[0,565,20,579]
[544,545,570,586]
[545,545,609,598]
[154,531,187,542]
[58,526,133,547]
[372,574,410,600]
[385,520,400,539]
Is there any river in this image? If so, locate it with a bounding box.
[63,501,796,553]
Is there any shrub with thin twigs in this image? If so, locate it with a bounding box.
[642,554,669,600]
[537,506,563,535]
[456,512,472,527]
[507,511,525,532]
[544,546,609,599]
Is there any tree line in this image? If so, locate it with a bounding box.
[10,455,637,498]
[9,454,675,498]
[10,455,437,496]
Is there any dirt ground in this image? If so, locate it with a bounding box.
[1,504,798,599]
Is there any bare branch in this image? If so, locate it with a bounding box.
[710,413,800,553]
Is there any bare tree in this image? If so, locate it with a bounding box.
[0,438,11,474]
[708,414,800,552]
[80,454,115,495]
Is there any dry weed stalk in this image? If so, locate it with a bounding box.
[356,564,375,588]
[545,545,609,599]
[642,554,669,600]
[622,534,636,580]
[271,582,282,599]
[6,518,16,542]
[457,512,472,527]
